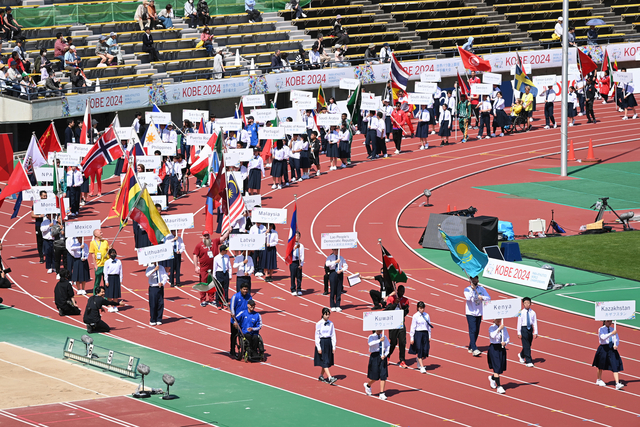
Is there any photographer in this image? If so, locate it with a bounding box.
[54,269,80,316]
[83,286,125,333]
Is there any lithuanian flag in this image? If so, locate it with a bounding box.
[128,185,170,245]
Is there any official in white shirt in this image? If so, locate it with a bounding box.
[314,307,337,384]
[40,214,57,273]
[488,318,509,394]
[375,111,388,158]
[67,236,90,294]
[327,98,339,115]
[516,297,538,367]
[477,95,492,139]
[290,136,303,181]
[592,320,625,389]
[213,244,232,308]
[365,330,390,400]
[67,167,83,216]
[464,276,491,356]
[543,86,557,129]
[146,262,168,326]
[102,248,123,311]
[364,110,378,159]
[409,301,432,374]
[249,222,267,277]
[325,249,348,312]
[262,224,278,282]
[205,115,220,134]
[234,250,254,292]
[289,231,304,295]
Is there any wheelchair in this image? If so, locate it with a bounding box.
[505,109,529,134]
[235,332,265,363]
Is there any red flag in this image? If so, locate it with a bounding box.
[0,161,32,209]
[577,49,597,77]
[284,202,298,265]
[458,46,492,72]
[260,139,272,162]
[81,127,124,178]
[199,117,206,134]
[57,194,66,222]
[79,102,92,144]
[39,123,63,156]
[457,71,469,97]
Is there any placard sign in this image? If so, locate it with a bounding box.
[34,198,69,215]
[414,82,437,94]
[282,122,307,135]
[137,155,162,170]
[162,213,194,230]
[320,232,358,249]
[66,220,101,238]
[22,186,53,201]
[224,149,253,165]
[595,301,636,321]
[150,195,167,210]
[145,111,172,125]
[420,71,441,82]
[258,127,285,140]
[483,259,552,290]
[293,97,317,110]
[533,75,556,87]
[182,109,209,123]
[290,89,313,101]
[137,172,159,194]
[483,72,502,85]
[186,133,211,146]
[251,207,288,224]
[137,242,174,265]
[229,233,266,251]
[360,95,380,111]
[217,118,243,131]
[613,71,633,84]
[340,78,361,90]
[471,83,493,96]
[114,127,132,141]
[362,310,404,331]
[243,94,266,107]
[67,143,93,158]
[48,152,80,167]
[408,92,433,105]
[250,108,277,122]
[243,195,261,210]
[482,298,521,320]
[34,167,65,182]
[316,114,342,127]
[147,143,176,156]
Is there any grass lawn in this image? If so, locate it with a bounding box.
[515,231,640,281]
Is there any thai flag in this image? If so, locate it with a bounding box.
[285,203,298,265]
[390,53,409,102]
[235,99,247,126]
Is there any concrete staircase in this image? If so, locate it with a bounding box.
[580,0,637,36]
[461,0,537,48]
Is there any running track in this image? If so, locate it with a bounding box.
[2,103,639,426]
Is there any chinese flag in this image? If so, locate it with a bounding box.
[39,123,62,156]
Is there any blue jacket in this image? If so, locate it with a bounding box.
[239,310,262,335]
[246,123,259,147]
[230,292,252,324]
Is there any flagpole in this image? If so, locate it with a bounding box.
[53,152,64,223]
[560,0,569,177]
[111,183,147,246]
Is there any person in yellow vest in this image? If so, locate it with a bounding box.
[521,86,534,131]
[89,229,110,294]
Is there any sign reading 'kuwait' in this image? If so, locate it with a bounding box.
[362,310,405,331]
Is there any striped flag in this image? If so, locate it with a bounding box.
[390,53,409,103]
[285,202,298,265]
[109,164,137,225]
[221,174,246,232]
[128,186,170,245]
[81,127,124,178]
[317,85,327,110]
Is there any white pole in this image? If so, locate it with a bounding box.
[560,0,569,177]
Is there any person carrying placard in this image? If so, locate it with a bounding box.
[325,249,347,312]
[365,330,390,400]
[517,297,538,367]
[146,262,167,326]
[592,320,624,390]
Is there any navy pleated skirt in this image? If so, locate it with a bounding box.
[592,344,624,372]
[314,337,334,368]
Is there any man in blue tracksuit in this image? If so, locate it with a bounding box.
[238,300,263,356]
[245,116,259,148]
[230,283,252,358]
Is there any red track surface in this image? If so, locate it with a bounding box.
[2,103,639,426]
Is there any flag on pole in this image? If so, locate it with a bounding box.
[79,102,92,144]
[457,46,492,72]
[515,51,527,77]
[128,186,170,245]
[199,117,206,134]
[0,161,32,210]
[285,203,298,265]
[439,229,488,277]
[381,245,407,283]
[143,119,162,147]
[235,99,247,126]
[317,85,327,110]
[152,103,163,113]
[577,49,597,77]
[221,174,246,231]
[457,71,469,97]
[190,130,221,181]
[205,153,226,233]
[346,81,362,125]
[38,123,62,156]
[26,134,47,170]
[109,164,137,224]
[514,65,538,96]
[390,53,409,103]
[51,158,66,221]
[81,127,124,178]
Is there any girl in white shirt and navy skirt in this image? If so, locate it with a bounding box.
[567,86,578,126]
[261,224,278,282]
[270,141,285,190]
[592,320,625,390]
[409,301,432,374]
[487,318,509,394]
[438,104,452,146]
[299,134,311,179]
[326,125,340,170]
[70,237,90,295]
[315,307,337,385]
[247,147,265,195]
[103,248,123,312]
[365,330,390,400]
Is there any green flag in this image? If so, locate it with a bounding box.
[346,82,362,125]
[270,101,279,127]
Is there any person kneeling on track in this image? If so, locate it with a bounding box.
[83,286,125,333]
[54,268,81,316]
[237,300,264,358]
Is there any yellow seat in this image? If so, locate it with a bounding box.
[391,7,477,17]
[416,23,498,34]
[528,24,614,34]
[291,13,376,22]
[278,4,362,13]
[428,32,509,42]
[403,14,487,25]
[440,40,522,50]
[517,15,603,25]
[505,7,592,17]
[539,33,626,42]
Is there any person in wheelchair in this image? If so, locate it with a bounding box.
[510,99,524,125]
[237,299,264,360]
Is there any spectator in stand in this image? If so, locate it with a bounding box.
[290,0,307,20]
[5,62,21,96]
[158,4,175,29]
[587,25,598,46]
[568,27,577,47]
[552,17,563,41]
[147,0,160,29]
[184,0,197,28]
[332,15,349,46]
[96,36,115,66]
[64,45,81,71]
[462,36,474,52]
[295,47,308,71]
[19,75,36,99]
[597,70,611,104]
[35,49,51,81]
[3,7,22,41]
[135,0,150,31]
[71,68,86,93]
[0,63,7,93]
[142,27,160,62]
[13,38,31,73]
[313,35,331,65]
[53,33,68,70]
[334,46,349,67]
[200,26,214,56]
[197,0,211,26]
[245,0,260,23]
[213,49,225,79]
[270,50,283,72]
[364,44,378,65]
[54,269,81,316]
[379,43,391,63]
[309,45,321,69]
[281,52,293,72]
[107,32,124,65]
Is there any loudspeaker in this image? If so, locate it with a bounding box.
[466,216,498,249]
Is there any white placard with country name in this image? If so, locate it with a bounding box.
[22,186,53,201]
[362,310,404,331]
[183,109,209,123]
[229,233,266,251]
[137,155,162,170]
[258,127,285,140]
[115,127,132,141]
[224,149,253,165]
[408,92,433,105]
[243,195,261,210]
[35,167,65,182]
[282,122,307,135]
[360,95,380,111]
[533,75,556,87]
[148,143,176,156]
[595,301,636,321]
[250,108,277,122]
[48,152,80,167]
[34,198,69,215]
[414,82,438,94]
[145,111,172,125]
[471,83,494,96]
[150,195,167,210]
[162,213,194,230]
[293,97,317,110]
[243,94,266,107]
[67,143,93,158]
[186,133,211,146]
[137,172,159,194]
[482,298,521,320]
[290,90,313,101]
[251,207,288,224]
[217,118,243,131]
[320,232,358,249]
[420,71,441,82]
[483,72,502,85]
[316,114,342,127]
[137,242,174,265]
[483,258,552,290]
[66,220,102,238]
[340,78,361,90]
[613,71,633,84]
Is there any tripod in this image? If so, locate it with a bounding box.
[591,197,633,231]
[545,209,566,235]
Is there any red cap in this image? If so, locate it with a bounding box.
[202,230,211,236]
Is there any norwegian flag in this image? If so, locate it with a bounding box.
[81,127,124,178]
[221,173,246,232]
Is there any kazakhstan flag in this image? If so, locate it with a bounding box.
[513,65,538,97]
[440,230,489,278]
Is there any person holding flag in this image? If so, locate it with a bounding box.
[285,202,303,295]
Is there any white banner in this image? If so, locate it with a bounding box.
[217,118,243,131]
[48,152,80,167]
[471,83,493,96]
[258,127,285,140]
[182,109,209,123]
[613,71,633,84]
[34,198,69,215]
[229,233,266,251]
[162,213,194,230]
[316,114,342,127]
[482,298,521,320]
[250,108,277,122]
[533,75,557,87]
[145,111,172,125]
[595,300,636,321]
[186,133,211,146]
[320,232,358,249]
[34,167,64,182]
[340,78,361,90]
[483,72,502,85]
[22,186,53,201]
[137,172,159,194]
[67,143,93,159]
[408,92,433,105]
[137,242,174,265]
[243,94,266,107]
[483,259,552,290]
[414,82,437,94]
[251,207,288,224]
[282,122,307,135]
[293,97,317,110]
[224,149,253,166]
[150,195,167,211]
[137,155,162,170]
[148,142,176,156]
[66,220,101,238]
[115,127,133,140]
[360,94,380,111]
[290,89,313,101]
[420,71,441,82]
[243,195,261,210]
[362,310,405,331]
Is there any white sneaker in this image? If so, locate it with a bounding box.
[112,307,118,313]
[335,307,342,312]
[529,117,534,122]
[544,126,550,129]
[526,363,534,368]
[255,272,263,277]
[554,124,557,128]
[419,366,426,374]
[394,149,400,154]
[302,13,307,17]
[277,185,282,190]
[489,375,497,389]
[80,290,87,295]
[633,114,638,119]
[107,307,114,313]
[499,133,504,137]
[331,307,336,312]
[383,154,388,158]
[271,184,277,189]
[340,164,346,168]
[316,171,321,176]
[578,112,583,116]
[364,383,372,396]
[616,382,625,390]
[518,354,525,364]
[290,178,297,183]
[379,393,387,401]
[622,116,628,120]
[596,379,606,387]
[150,322,156,326]
[156,321,161,325]
[491,133,496,137]
[602,100,607,104]
[47,269,53,274]
[297,291,302,296]
[292,291,297,296]
[569,123,574,127]
[497,386,505,394]
[619,108,624,112]
[56,274,60,280]
[430,131,436,135]
[419,145,425,150]
[473,349,482,357]
[485,136,491,139]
